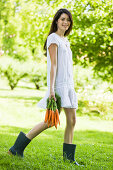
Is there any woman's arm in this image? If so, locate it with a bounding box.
[48,43,58,100]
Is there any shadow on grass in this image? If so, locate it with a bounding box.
[0,85,36,91]
[0,95,41,102]
[0,88,11,91]
[17,86,36,90]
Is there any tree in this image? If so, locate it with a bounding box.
[69,0,113,82]
[0,0,113,82]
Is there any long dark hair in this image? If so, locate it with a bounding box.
[43,8,73,56]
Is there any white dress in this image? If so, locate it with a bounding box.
[37,32,78,109]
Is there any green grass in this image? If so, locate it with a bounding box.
[0,126,113,170]
[0,78,113,169]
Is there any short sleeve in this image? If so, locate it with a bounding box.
[47,33,60,49]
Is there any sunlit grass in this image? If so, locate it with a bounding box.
[0,78,113,131]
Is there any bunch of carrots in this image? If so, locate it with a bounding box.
[44,93,61,129]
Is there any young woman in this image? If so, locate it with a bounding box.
[8,8,80,166]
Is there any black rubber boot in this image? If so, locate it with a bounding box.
[63,143,80,166]
[8,132,31,157]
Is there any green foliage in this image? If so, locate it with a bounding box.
[30,73,46,90]
[0,0,52,61]
[0,57,47,90]
[0,57,28,90]
[1,64,28,90]
[70,0,113,82]
[4,65,27,90]
[0,0,113,82]
[73,64,113,119]
[30,68,47,90]
[25,60,47,89]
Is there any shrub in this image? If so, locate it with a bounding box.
[29,62,47,89]
[0,57,29,90]
[0,57,47,90]
[3,65,28,90]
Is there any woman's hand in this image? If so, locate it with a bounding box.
[49,91,56,101]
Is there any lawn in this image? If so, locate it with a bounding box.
[0,78,113,170]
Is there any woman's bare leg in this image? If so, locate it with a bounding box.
[64,108,76,144]
[26,121,49,140]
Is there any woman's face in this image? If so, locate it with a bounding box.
[56,13,71,32]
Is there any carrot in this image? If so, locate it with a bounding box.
[48,109,52,122]
[44,109,49,123]
[56,109,60,125]
[55,112,57,129]
[48,120,50,127]
[46,93,61,129]
[51,110,55,126]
